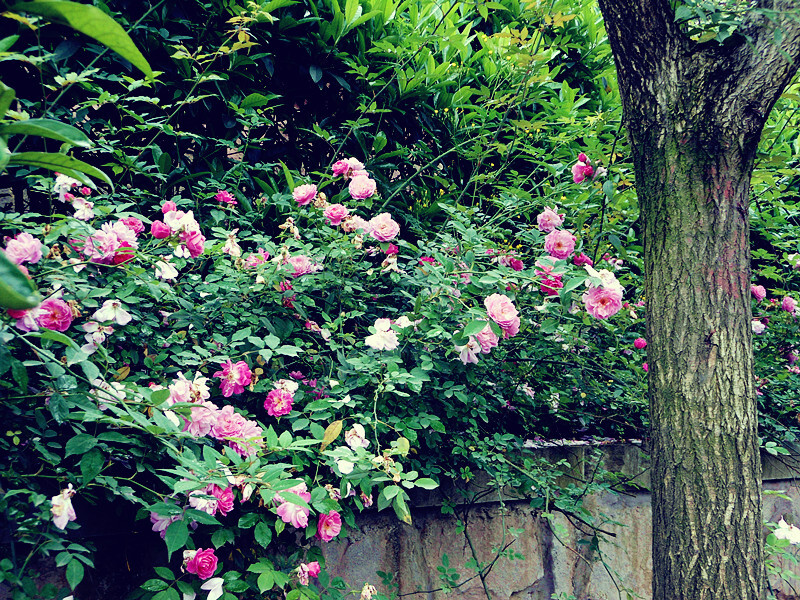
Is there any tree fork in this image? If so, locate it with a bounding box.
[595,1,800,599]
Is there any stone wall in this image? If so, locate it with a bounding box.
[322,443,800,600]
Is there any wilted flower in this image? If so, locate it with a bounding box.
[51,484,77,529]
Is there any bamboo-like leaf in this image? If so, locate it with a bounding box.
[0,81,16,117]
[9,151,112,188]
[11,1,153,79]
[0,118,91,147]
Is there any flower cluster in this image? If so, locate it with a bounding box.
[582,265,624,319]
[150,200,207,259]
[571,152,594,183]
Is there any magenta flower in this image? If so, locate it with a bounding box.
[186,548,219,580]
[368,212,400,242]
[316,510,342,542]
[573,252,593,267]
[264,388,294,417]
[4,232,43,265]
[348,175,377,200]
[36,298,74,332]
[210,484,235,516]
[211,405,246,439]
[572,153,594,183]
[582,286,623,319]
[544,229,576,260]
[642,362,649,372]
[751,285,767,301]
[293,184,317,206]
[332,157,364,178]
[119,217,145,235]
[634,337,647,350]
[297,562,321,585]
[215,190,237,205]
[151,220,171,239]
[162,200,178,213]
[213,360,252,397]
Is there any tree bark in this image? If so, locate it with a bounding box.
[594,2,800,599]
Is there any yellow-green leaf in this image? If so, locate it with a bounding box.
[320,420,343,451]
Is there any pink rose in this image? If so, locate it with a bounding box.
[476,323,499,354]
[642,362,649,372]
[213,360,252,397]
[348,175,377,200]
[113,242,135,264]
[484,294,519,337]
[783,296,797,314]
[582,286,623,319]
[751,285,766,302]
[151,220,171,239]
[212,405,246,439]
[36,298,73,332]
[186,548,219,580]
[183,402,220,437]
[162,201,178,213]
[368,213,400,242]
[293,184,317,206]
[316,510,342,542]
[287,255,320,278]
[536,207,564,233]
[324,203,350,226]
[341,215,371,233]
[540,274,563,297]
[332,157,364,177]
[572,154,594,183]
[4,232,43,265]
[264,388,294,417]
[179,230,205,258]
[215,190,237,205]
[634,337,647,350]
[119,217,145,235]
[229,418,263,457]
[573,252,593,267]
[210,485,235,516]
[543,230,576,260]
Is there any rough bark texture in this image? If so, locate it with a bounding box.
[594,2,800,599]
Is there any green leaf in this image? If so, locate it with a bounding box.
[141,579,169,592]
[414,478,438,490]
[279,160,295,191]
[257,571,275,593]
[66,559,84,590]
[254,521,273,548]
[33,329,79,349]
[0,250,41,310]
[0,81,15,118]
[561,276,587,295]
[11,358,28,392]
[240,93,279,108]
[65,433,97,458]
[11,1,153,78]
[164,519,189,558]
[462,319,488,338]
[9,152,112,188]
[152,589,179,600]
[309,65,322,83]
[0,119,91,148]
[80,448,104,485]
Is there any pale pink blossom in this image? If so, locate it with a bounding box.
[484,294,520,338]
[345,424,370,449]
[229,419,263,457]
[222,230,242,257]
[155,260,179,281]
[72,197,95,220]
[536,206,565,232]
[50,484,76,529]
[183,402,220,437]
[213,360,252,397]
[582,286,623,319]
[455,337,480,364]
[368,212,400,242]
[119,217,145,234]
[275,484,311,529]
[783,296,797,314]
[53,174,80,202]
[324,203,350,226]
[264,388,294,417]
[189,487,219,516]
[4,232,43,265]
[244,248,270,268]
[8,307,42,332]
[364,318,399,351]
[752,320,766,335]
[317,510,342,542]
[341,215,371,233]
[212,405,247,439]
[36,298,73,332]
[332,157,364,178]
[150,511,180,538]
[476,323,500,353]
[349,175,377,200]
[293,184,318,206]
[544,229,576,260]
[93,299,133,325]
[287,254,322,277]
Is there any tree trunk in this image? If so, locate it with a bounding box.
[595,2,800,599]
